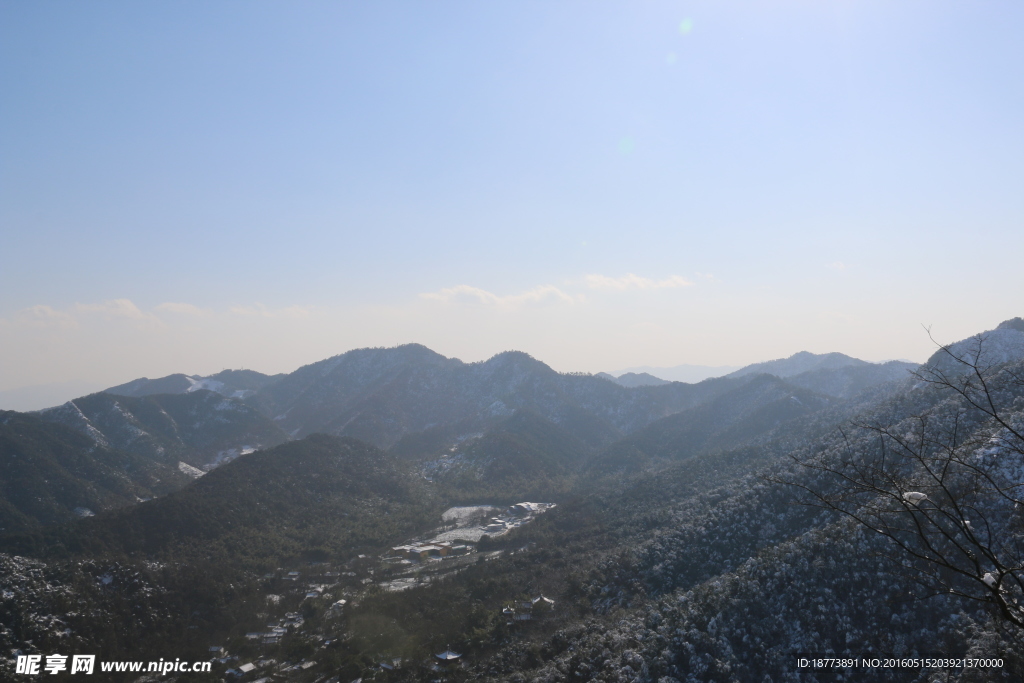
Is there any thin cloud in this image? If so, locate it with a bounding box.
[10,299,318,329]
[14,305,78,329]
[230,303,313,319]
[585,273,692,291]
[8,299,164,330]
[76,299,153,320]
[156,302,213,317]
[421,284,576,308]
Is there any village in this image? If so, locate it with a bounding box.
[380,502,556,585]
[192,502,558,683]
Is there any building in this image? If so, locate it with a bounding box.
[531,595,555,613]
[435,649,462,667]
[508,502,556,516]
[505,595,555,623]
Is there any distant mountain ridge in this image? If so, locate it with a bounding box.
[596,372,669,388]
[37,390,288,469]
[91,345,925,455]
[727,350,871,378]
[588,373,837,475]
[2,317,1024,679]
[783,360,917,398]
[0,381,105,412]
[613,363,742,383]
[244,344,750,449]
[106,368,284,400]
[607,352,918,399]
[721,351,918,399]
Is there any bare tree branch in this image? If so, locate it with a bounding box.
[774,336,1024,630]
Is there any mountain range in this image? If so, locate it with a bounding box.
[0,410,192,534]
[0,344,921,537]
[3,319,1023,681]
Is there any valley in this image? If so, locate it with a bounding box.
[2,320,1023,681]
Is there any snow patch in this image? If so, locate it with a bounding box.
[205,445,258,470]
[186,377,226,394]
[178,461,205,478]
[441,505,501,523]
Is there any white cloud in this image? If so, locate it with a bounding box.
[9,299,314,327]
[827,261,848,271]
[420,284,577,308]
[156,302,213,317]
[14,305,78,329]
[584,273,692,290]
[75,298,153,320]
[3,299,167,334]
[229,303,314,319]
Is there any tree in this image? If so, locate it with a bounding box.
[782,332,1024,630]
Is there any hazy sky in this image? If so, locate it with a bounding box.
[2,1,1022,395]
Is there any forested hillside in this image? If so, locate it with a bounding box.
[1,322,1021,682]
[0,411,192,534]
[37,390,288,469]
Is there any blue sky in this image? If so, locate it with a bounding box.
[2,1,1022,396]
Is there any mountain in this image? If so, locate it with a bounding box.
[9,434,438,566]
[2,320,1023,681]
[412,410,597,501]
[245,344,751,449]
[95,346,914,460]
[922,316,1024,377]
[727,350,871,378]
[596,371,670,388]
[0,411,192,534]
[36,390,288,469]
[725,351,918,399]
[0,380,105,412]
[782,359,917,398]
[588,373,837,475]
[483,321,1024,681]
[0,435,441,673]
[106,368,284,400]
[613,363,743,383]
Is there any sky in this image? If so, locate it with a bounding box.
[2,1,1023,404]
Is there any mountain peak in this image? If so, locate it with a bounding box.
[923,316,1024,373]
[996,317,1024,333]
[318,343,453,370]
[599,372,670,388]
[728,351,869,379]
[483,350,551,371]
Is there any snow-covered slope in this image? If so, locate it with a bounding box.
[105,369,283,401]
[36,391,288,469]
[922,317,1024,376]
